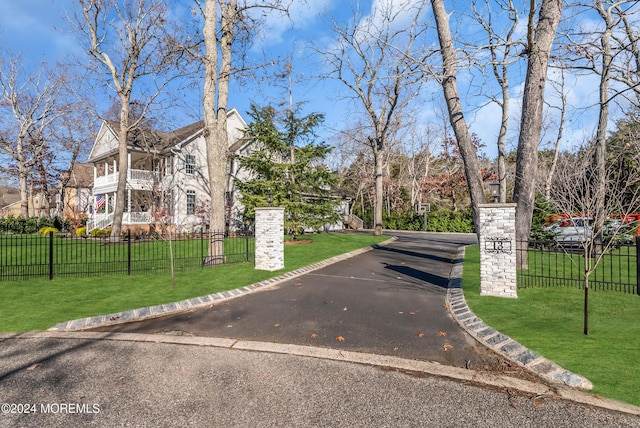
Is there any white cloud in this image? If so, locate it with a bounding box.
[252,0,332,49]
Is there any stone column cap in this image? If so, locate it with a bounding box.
[478,203,517,208]
[255,207,285,211]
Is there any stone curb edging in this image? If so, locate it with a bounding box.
[4,330,640,417]
[446,246,594,391]
[48,237,398,332]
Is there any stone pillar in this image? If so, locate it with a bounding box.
[255,207,285,271]
[479,203,517,298]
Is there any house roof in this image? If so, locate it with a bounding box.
[89,108,248,162]
[0,186,20,209]
[66,163,94,188]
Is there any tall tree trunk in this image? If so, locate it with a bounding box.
[373,148,383,236]
[111,101,130,240]
[497,79,509,204]
[431,0,487,231]
[19,171,29,219]
[513,0,563,264]
[203,0,235,264]
[593,0,613,256]
[544,69,567,200]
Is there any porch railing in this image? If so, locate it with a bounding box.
[94,169,159,188]
[87,211,152,232]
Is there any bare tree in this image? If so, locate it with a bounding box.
[0,55,67,218]
[71,0,182,239]
[512,0,563,255]
[546,140,640,335]
[319,0,429,235]
[469,0,522,204]
[430,0,487,229]
[542,66,568,200]
[173,0,289,264]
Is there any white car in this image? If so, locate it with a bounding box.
[543,217,593,245]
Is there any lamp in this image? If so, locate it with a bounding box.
[488,182,500,203]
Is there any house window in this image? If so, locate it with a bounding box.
[185,154,196,175]
[165,156,173,175]
[186,190,196,215]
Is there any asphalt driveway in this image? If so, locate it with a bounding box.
[91,232,505,370]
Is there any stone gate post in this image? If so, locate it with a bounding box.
[478,203,517,298]
[255,207,285,271]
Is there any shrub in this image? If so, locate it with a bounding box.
[425,208,474,233]
[38,227,59,236]
[24,217,38,234]
[76,227,87,237]
[90,228,110,238]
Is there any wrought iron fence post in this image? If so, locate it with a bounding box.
[636,236,640,296]
[200,228,204,268]
[245,231,249,262]
[49,231,54,280]
[127,229,131,276]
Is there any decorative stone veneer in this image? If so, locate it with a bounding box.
[255,207,285,271]
[478,203,517,298]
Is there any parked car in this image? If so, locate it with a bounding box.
[543,217,636,247]
[542,217,593,246]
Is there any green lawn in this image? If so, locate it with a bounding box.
[463,245,640,407]
[0,233,256,278]
[521,243,637,293]
[0,233,388,332]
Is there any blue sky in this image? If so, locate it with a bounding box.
[0,0,621,164]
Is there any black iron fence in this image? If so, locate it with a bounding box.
[0,229,255,281]
[517,238,639,295]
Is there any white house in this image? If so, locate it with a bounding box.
[86,109,251,234]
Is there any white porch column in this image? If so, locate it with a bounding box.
[113,159,117,176]
[127,189,131,213]
[127,153,131,180]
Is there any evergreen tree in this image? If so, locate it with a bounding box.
[237,104,341,238]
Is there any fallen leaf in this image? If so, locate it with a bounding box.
[418,333,425,338]
[343,307,348,311]
[293,283,302,287]
[438,331,447,337]
[273,323,280,327]
[442,304,449,309]
[336,336,345,342]
[371,272,375,276]
[532,397,544,408]
[310,333,318,338]
[399,312,404,314]
[443,343,454,351]
[26,364,39,371]
[409,311,416,315]
[400,262,406,265]
[393,347,399,351]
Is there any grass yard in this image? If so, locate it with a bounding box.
[463,245,640,407]
[0,233,388,333]
[0,233,256,279]
[522,243,637,293]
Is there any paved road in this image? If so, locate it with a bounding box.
[92,232,499,370]
[1,334,639,428]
